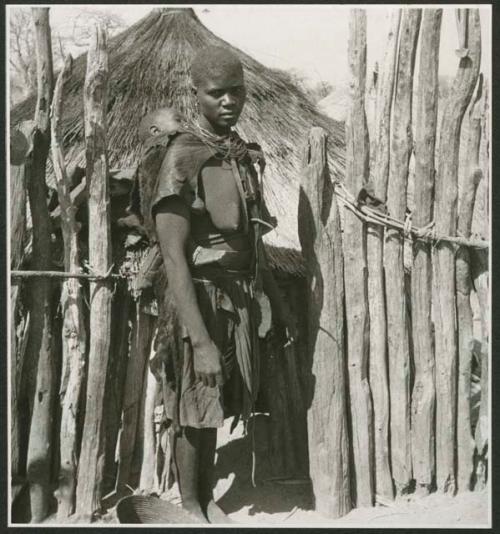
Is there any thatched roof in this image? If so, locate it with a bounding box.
[12,7,346,276]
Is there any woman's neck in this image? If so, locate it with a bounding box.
[197,115,231,137]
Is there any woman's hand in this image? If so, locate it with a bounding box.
[193,340,226,387]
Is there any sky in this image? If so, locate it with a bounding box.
[12,4,493,88]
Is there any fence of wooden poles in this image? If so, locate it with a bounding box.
[10,6,489,524]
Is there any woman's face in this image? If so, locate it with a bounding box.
[194,71,246,134]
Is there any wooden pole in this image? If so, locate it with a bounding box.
[115,303,155,494]
[75,24,111,518]
[411,8,442,495]
[139,335,160,492]
[365,64,378,159]
[10,123,35,270]
[367,8,400,503]
[10,120,36,486]
[385,8,421,495]
[456,76,483,493]
[455,75,483,491]
[50,54,88,519]
[472,80,489,490]
[11,270,120,281]
[298,127,350,518]
[344,8,373,507]
[433,8,481,494]
[132,317,157,485]
[25,7,56,523]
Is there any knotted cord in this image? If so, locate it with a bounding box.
[334,181,488,250]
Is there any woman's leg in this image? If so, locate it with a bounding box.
[198,427,217,509]
[198,428,233,522]
[171,427,207,522]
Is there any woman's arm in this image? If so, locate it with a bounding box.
[155,197,225,387]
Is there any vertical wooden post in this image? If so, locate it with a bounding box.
[25,7,56,523]
[10,123,35,270]
[344,8,373,507]
[139,335,160,492]
[298,127,350,518]
[411,8,442,495]
[50,54,88,519]
[115,303,155,494]
[132,317,157,486]
[365,63,378,157]
[367,8,401,503]
[456,187,480,491]
[456,76,483,493]
[385,8,421,495]
[75,24,111,518]
[472,80,489,490]
[433,8,481,494]
[10,120,35,486]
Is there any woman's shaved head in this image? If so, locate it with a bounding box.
[190,46,246,134]
[191,45,244,88]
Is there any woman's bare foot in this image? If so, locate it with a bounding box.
[205,500,235,524]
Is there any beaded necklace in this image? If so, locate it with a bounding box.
[182,120,249,161]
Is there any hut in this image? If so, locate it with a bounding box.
[12,7,345,259]
[10,6,346,518]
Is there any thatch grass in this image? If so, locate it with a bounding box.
[11,8,345,275]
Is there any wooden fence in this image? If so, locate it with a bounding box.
[300,7,489,517]
[9,6,489,524]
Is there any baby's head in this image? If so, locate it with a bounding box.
[138,107,184,143]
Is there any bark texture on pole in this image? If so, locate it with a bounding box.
[367,8,401,502]
[456,76,483,493]
[115,304,155,494]
[385,8,421,495]
[10,122,35,270]
[139,338,160,492]
[433,8,481,494]
[298,127,350,518]
[25,7,55,523]
[344,9,373,508]
[411,8,442,494]
[456,179,480,491]
[75,25,111,518]
[50,54,88,519]
[472,80,489,490]
[10,120,36,484]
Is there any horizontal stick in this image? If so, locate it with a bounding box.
[11,270,123,281]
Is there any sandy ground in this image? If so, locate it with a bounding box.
[107,416,489,528]
[211,417,490,528]
[35,415,489,527]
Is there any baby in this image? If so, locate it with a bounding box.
[138,107,185,143]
